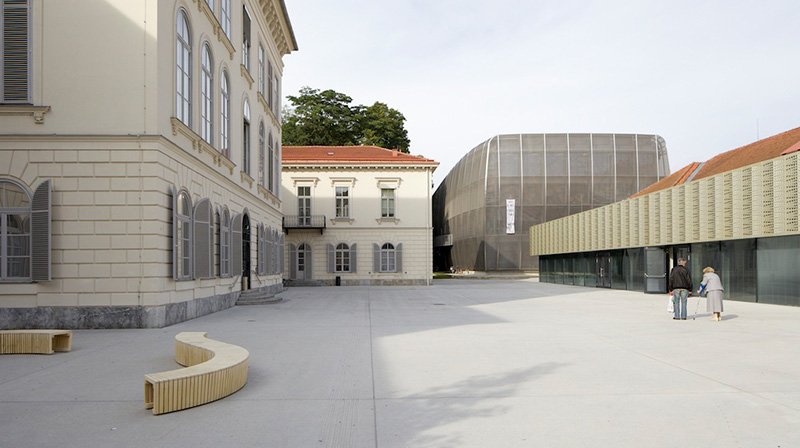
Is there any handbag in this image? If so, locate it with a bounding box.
[667,295,674,313]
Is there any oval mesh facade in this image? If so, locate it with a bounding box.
[433,133,670,271]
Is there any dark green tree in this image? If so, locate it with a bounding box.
[282,87,411,152]
[282,87,362,146]
[359,102,411,153]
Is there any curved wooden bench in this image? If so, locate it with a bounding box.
[0,330,72,354]
[144,332,249,415]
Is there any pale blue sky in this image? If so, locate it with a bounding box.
[281,0,800,186]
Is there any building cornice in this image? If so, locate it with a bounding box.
[255,0,298,56]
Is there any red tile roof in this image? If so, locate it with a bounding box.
[282,146,438,166]
[632,126,800,197]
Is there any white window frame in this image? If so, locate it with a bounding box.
[220,70,230,159]
[220,0,231,40]
[0,180,31,281]
[176,9,192,125]
[380,243,396,273]
[200,44,214,144]
[335,186,349,218]
[242,99,251,175]
[176,189,193,280]
[258,122,265,186]
[268,130,274,192]
[381,188,395,218]
[242,6,251,71]
[335,243,350,273]
[258,45,265,95]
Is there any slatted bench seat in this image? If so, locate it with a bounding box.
[0,330,72,354]
[144,332,249,415]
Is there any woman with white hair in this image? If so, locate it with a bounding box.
[699,267,724,321]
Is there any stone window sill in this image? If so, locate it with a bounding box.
[0,105,51,124]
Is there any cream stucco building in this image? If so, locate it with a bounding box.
[0,0,297,328]
[281,146,438,286]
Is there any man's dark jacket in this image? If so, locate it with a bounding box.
[668,265,692,291]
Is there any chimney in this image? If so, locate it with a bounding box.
[392,150,398,157]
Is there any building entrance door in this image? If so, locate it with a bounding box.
[297,243,309,281]
[597,252,612,288]
[644,247,667,293]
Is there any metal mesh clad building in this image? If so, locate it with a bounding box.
[433,133,670,271]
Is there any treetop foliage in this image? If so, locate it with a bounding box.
[282,87,411,153]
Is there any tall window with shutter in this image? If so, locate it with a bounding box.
[258,45,265,95]
[193,198,213,279]
[200,44,214,144]
[258,122,265,186]
[242,6,251,72]
[242,99,251,175]
[268,130,274,192]
[219,206,231,277]
[1,0,30,103]
[220,71,230,159]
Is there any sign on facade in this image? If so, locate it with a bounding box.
[506,199,515,234]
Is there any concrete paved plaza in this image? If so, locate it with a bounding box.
[1,279,799,447]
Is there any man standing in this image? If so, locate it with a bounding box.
[668,257,692,320]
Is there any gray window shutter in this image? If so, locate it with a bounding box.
[279,233,285,276]
[305,245,313,279]
[1,0,30,103]
[215,208,221,277]
[373,243,380,273]
[31,180,51,281]
[288,243,296,279]
[231,213,242,277]
[193,198,212,279]
[171,186,178,280]
[351,243,357,273]
[327,243,334,273]
[396,243,403,273]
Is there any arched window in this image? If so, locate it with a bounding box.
[220,206,230,277]
[258,122,265,186]
[176,10,192,125]
[220,0,231,40]
[200,44,214,144]
[0,180,31,280]
[380,243,395,273]
[220,71,230,159]
[174,189,193,280]
[242,99,251,175]
[335,243,350,273]
[267,130,274,192]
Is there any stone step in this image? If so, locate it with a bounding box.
[236,290,283,306]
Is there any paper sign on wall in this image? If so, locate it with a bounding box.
[506,199,515,234]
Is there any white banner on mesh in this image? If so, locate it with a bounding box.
[506,199,515,234]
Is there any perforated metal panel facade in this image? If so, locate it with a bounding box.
[433,133,670,271]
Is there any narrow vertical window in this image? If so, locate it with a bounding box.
[272,72,280,117]
[335,186,349,218]
[380,243,396,272]
[220,71,230,158]
[258,45,265,95]
[1,0,31,103]
[242,6,251,71]
[267,60,273,109]
[200,44,214,144]
[175,10,192,125]
[175,190,193,280]
[220,207,230,277]
[297,186,310,226]
[268,130,274,192]
[220,0,231,40]
[258,122,265,186]
[242,99,251,175]
[275,141,281,198]
[381,188,395,218]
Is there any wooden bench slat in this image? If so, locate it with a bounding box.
[144,332,249,415]
[0,330,72,355]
